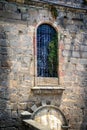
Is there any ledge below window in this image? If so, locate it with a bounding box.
[31,86,65,94]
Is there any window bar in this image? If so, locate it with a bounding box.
[38,32,40,77]
[43,35,46,76]
[38,30,40,77]
[47,26,49,77]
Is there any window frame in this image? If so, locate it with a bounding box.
[34,23,59,86]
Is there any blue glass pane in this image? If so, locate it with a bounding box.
[37,24,58,77]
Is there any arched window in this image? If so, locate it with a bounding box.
[37,24,58,78]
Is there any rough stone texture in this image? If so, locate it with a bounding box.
[0,0,87,130]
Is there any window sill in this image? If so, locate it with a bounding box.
[31,86,65,95]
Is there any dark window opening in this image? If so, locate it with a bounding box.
[37,24,58,77]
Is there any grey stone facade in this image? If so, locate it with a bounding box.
[0,0,87,130]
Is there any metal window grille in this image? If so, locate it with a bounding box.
[37,24,58,77]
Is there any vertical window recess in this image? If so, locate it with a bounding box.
[35,24,58,86]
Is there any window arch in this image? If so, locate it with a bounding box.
[37,24,58,78]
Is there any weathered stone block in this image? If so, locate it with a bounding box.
[21,13,29,21]
[0,88,6,99]
[0,99,7,110]
[0,33,6,39]
[4,127,17,130]
[18,6,27,13]
[0,3,3,10]
[11,103,18,111]
[82,52,87,58]
[10,94,18,103]
[7,34,18,41]
[0,128,5,130]
[18,103,27,110]
[0,10,21,20]
[1,60,12,68]
[72,51,80,58]
[64,45,72,50]
[1,80,9,87]
[21,111,32,119]
[3,118,19,127]
[4,3,17,12]
[81,45,87,51]
[62,50,72,57]
[70,58,78,64]
[6,102,14,110]
[79,59,87,65]
[0,120,6,127]
[0,54,9,61]
[16,0,24,3]
[0,47,8,54]
[11,111,18,119]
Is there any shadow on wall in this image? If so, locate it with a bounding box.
[61,19,87,130]
[0,25,11,129]
[80,87,87,130]
[69,33,87,130]
[80,65,87,130]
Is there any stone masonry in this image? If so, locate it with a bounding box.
[0,0,87,130]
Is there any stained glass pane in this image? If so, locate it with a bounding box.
[37,24,58,77]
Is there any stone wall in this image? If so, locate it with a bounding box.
[0,0,87,130]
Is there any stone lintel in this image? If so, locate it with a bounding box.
[62,125,70,129]
[31,86,65,95]
[21,111,32,119]
[23,119,51,130]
